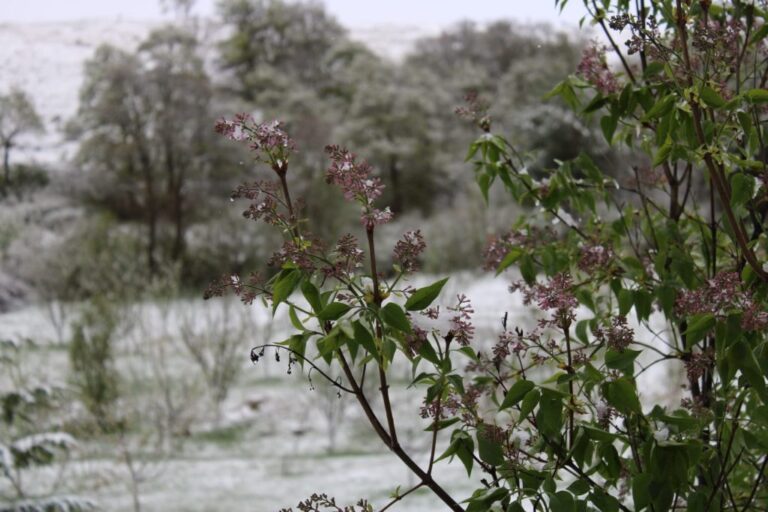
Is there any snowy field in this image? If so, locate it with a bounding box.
[0,272,683,511]
[0,19,436,169]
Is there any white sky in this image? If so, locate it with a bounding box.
[1,0,590,28]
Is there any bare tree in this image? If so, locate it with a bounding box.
[0,88,44,197]
[179,298,254,424]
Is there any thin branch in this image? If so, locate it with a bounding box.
[379,483,424,512]
[251,344,355,394]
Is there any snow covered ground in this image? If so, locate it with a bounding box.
[0,272,682,511]
[0,19,437,169]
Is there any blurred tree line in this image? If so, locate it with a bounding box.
[6,0,601,303]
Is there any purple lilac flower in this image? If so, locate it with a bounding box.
[393,230,426,273]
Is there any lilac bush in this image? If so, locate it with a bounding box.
[207,1,768,510]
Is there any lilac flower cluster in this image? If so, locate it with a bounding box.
[577,44,620,95]
[455,91,491,132]
[393,230,426,273]
[268,238,322,273]
[440,386,482,425]
[203,272,265,305]
[578,243,614,272]
[514,273,578,329]
[594,316,634,351]
[324,145,393,230]
[675,271,768,331]
[684,349,714,381]
[322,234,364,280]
[215,114,295,171]
[448,294,475,346]
[406,325,429,358]
[491,328,527,364]
[483,228,554,271]
[231,180,286,226]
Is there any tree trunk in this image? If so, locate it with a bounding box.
[165,142,185,262]
[389,155,402,214]
[138,149,158,275]
[171,182,184,262]
[1,142,10,197]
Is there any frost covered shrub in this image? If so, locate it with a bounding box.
[68,300,120,432]
[207,2,768,510]
[0,340,94,511]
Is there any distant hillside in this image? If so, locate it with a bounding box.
[0,19,437,166]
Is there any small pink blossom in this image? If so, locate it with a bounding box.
[595,316,634,351]
[216,115,295,171]
[578,243,614,272]
[578,44,620,95]
[325,145,393,229]
[393,230,426,273]
[448,294,475,346]
[676,271,768,332]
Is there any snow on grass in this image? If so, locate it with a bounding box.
[0,272,684,511]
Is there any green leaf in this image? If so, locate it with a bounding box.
[352,321,378,360]
[700,86,726,109]
[581,424,618,443]
[380,303,411,333]
[548,491,576,512]
[317,332,344,362]
[301,280,322,313]
[633,289,652,322]
[745,88,768,103]
[651,443,690,490]
[683,313,715,349]
[466,488,509,512]
[417,339,441,365]
[500,380,535,410]
[731,173,755,207]
[288,306,305,331]
[600,115,618,144]
[424,417,460,433]
[536,389,564,437]
[603,377,641,415]
[589,490,620,512]
[652,140,673,167]
[477,424,504,466]
[519,255,536,284]
[405,278,449,311]
[575,319,591,344]
[567,479,590,496]
[448,429,475,476]
[729,339,768,404]
[496,248,523,274]
[582,94,609,114]
[644,94,675,119]
[618,288,633,317]
[272,269,301,310]
[286,333,309,363]
[632,473,652,511]
[317,302,351,322]
[642,61,665,79]
[519,388,540,419]
[750,24,768,44]
[605,349,641,375]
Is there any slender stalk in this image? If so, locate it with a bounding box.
[366,226,399,446]
[674,0,768,282]
[742,455,768,511]
[591,0,636,83]
[427,393,442,475]
[335,351,464,511]
[379,483,424,512]
[252,344,355,394]
[563,319,575,450]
